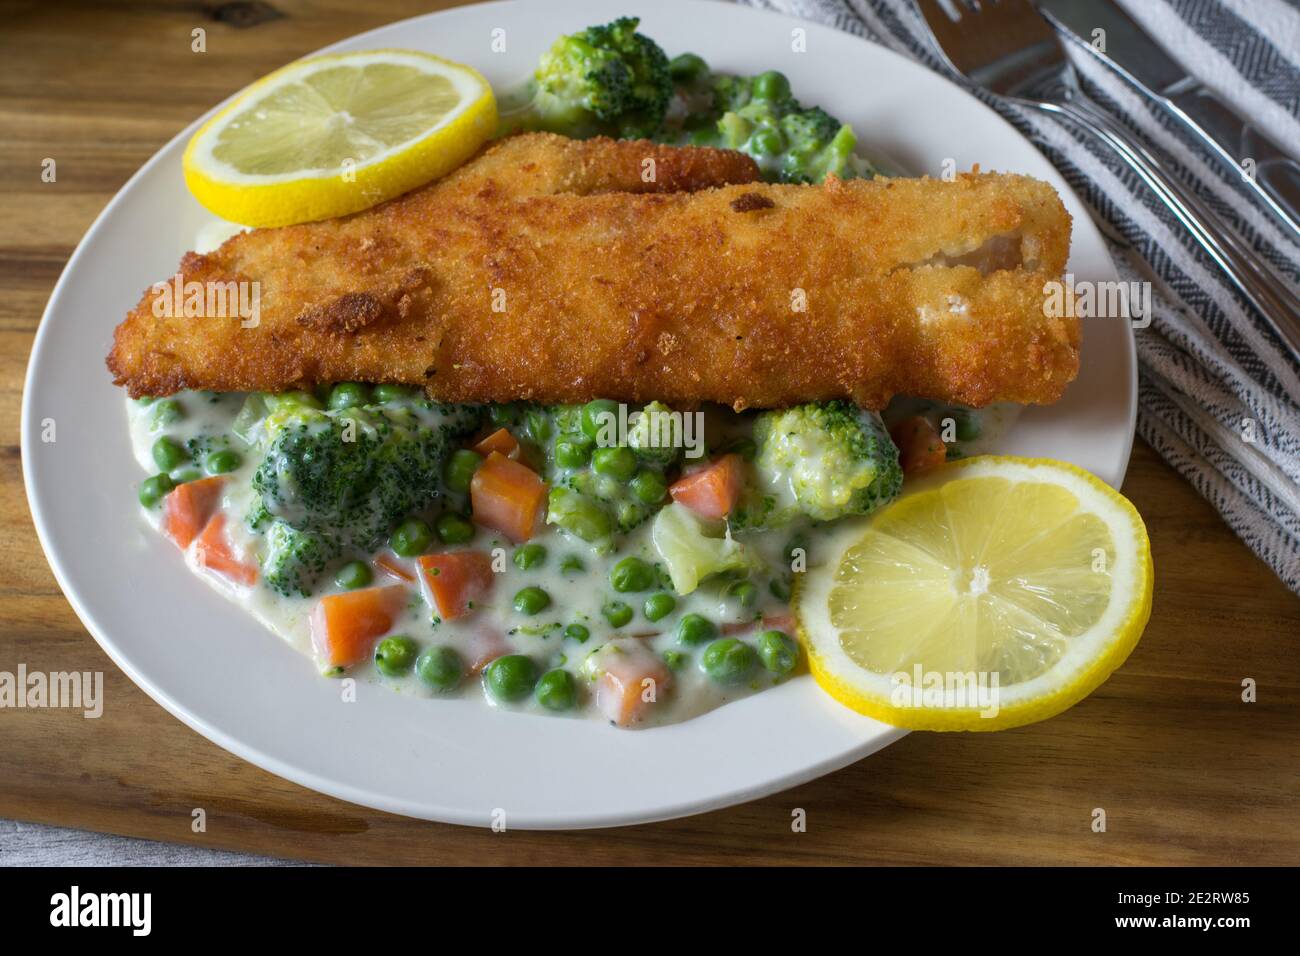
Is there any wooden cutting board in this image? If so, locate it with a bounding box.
[1,0,1296,865]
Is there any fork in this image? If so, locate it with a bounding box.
[916,0,1300,360]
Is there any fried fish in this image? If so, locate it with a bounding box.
[107,133,1077,410]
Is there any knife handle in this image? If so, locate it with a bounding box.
[1042,94,1300,360]
[1167,87,1300,240]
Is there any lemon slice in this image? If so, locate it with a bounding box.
[182,49,497,227]
[795,456,1153,731]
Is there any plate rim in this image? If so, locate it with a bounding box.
[20,0,1135,829]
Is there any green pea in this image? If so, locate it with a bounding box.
[610,556,656,593]
[415,646,463,692]
[327,382,371,410]
[136,396,156,406]
[170,465,202,484]
[629,469,667,504]
[436,512,475,545]
[757,630,799,675]
[592,447,637,481]
[372,384,416,404]
[677,613,717,646]
[205,449,241,475]
[725,579,759,607]
[137,473,175,508]
[580,399,619,441]
[752,70,791,101]
[513,543,546,570]
[150,399,184,430]
[701,638,757,685]
[374,636,419,677]
[390,518,433,557]
[445,449,482,494]
[547,487,612,543]
[514,586,551,615]
[554,437,593,469]
[669,52,709,82]
[334,560,372,590]
[535,669,578,711]
[952,410,982,442]
[603,601,633,628]
[750,126,785,156]
[483,654,537,702]
[662,650,688,671]
[274,390,323,410]
[150,436,187,472]
[643,592,676,622]
[560,554,586,574]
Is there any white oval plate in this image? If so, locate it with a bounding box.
[22,0,1134,829]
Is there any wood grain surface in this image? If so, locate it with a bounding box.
[1,0,1296,866]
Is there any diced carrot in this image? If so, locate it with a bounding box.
[761,611,797,635]
[720,608,796,638]
[668,452,745,520]
[890,416,948,475]
[416,551,495,621]
[470,451,546,543]
[194,514,258,587]
[473,427,520,459]
[310,585,408,669]
[594,641,673,728]
[374,553,415,583]
[163,477,225,549]
[466,631,511,675]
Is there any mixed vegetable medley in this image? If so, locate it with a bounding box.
[129,19,999,728]
[503,16,872,182]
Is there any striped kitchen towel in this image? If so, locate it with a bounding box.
[740,0,1300,592]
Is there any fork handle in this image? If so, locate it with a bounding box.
[1038,95,1300,360]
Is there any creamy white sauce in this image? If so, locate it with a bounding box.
[194,219,247,255]
[127,393,798,727]
[127,391,1017,728]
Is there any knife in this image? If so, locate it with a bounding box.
[1036,0,1300,242]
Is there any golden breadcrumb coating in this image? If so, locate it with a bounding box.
[107,133,1077,410]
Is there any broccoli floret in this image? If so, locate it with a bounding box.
[782,121,863,184]
[262,520,335,598]
[651,502,763,595]
[526,17,672,139]
[627,401,683,467]
[248,399,482,594]
[746,401,902,525]
[709,73,752,114]
[779,105,840,144]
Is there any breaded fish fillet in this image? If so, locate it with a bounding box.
[108,136,1077,410]
[436,131,762,200]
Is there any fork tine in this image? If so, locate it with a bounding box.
[915,0,967,59]
[918,0,962,23]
